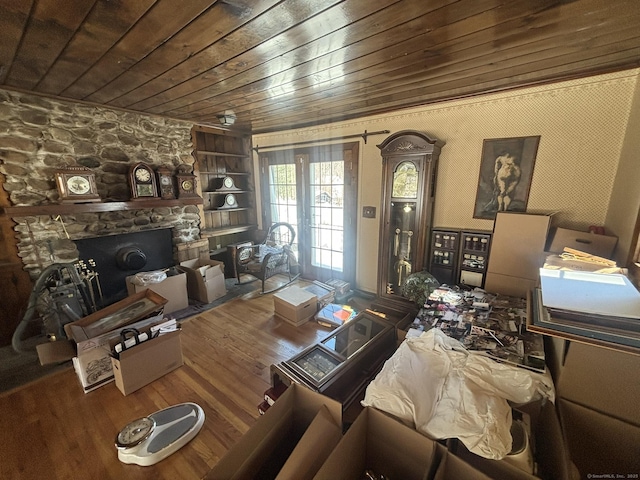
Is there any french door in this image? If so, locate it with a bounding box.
[259,142,358,285]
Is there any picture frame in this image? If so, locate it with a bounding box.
[473,136,540,220]
[64,289,167,342]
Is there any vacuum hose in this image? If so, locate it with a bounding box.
[12,263,85,354]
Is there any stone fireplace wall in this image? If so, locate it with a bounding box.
[0,88,204,278]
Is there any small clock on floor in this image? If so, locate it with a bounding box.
[156,166,176,200]
[129,162,158,200]
[175,165,200,199]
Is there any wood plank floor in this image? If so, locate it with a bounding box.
[0,280,349,480]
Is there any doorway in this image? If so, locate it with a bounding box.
[258,142,359,286]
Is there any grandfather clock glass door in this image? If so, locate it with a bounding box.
[377,131,444,310]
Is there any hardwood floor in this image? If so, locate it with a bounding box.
[0,280,342,480]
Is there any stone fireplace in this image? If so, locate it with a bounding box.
[1,88,210,303]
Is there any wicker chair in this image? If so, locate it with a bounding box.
[235,222,300,294]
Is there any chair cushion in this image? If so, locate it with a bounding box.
[258,244,282,260]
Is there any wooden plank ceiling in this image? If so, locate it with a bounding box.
[1,0,640,134]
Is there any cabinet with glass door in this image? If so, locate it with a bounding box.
[375,131,445,312]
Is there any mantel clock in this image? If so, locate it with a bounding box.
[129,162,158,200]
[54,167,101,204]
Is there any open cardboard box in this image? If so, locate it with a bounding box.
[547,227,617,259]
[37,289,167,383]
[433,447,493,480]
[179,256,227,304]
[204,383,342,480]
[63,289,167,343]
[125,269,188,314]
[314,407,441,480]
[70,312,165,393]
[448,399,572,480]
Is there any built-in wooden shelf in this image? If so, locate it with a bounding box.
[204,190,249,195]
[200,224,257,237]
[195,150,249,159]
[1,198,204,216]
[199,170,250,176]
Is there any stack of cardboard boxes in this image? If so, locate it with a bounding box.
[204,383,572,479]
[37,289,185,395]
[37,253,228,395]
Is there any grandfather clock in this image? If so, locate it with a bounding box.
[376,130,444,312]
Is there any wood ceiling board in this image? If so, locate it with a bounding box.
[0,0,34,84]
[6,0,97,89]
[61,0,220,99]
[145,0,491,117]
[219,4,640,126]
[106,0,346,109]
[127,0,412,113]
[81,0,279,104]
[1,0,639,134]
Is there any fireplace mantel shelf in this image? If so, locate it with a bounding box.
[1,197,204,216]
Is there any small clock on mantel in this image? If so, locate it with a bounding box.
[175,165,200,199]
[217,193,238,209]
[55,166,101,204]
[156,166,176,200]
[129,162,158,200]
[216,175,240,191]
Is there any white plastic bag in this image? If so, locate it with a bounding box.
[130,270,167,286]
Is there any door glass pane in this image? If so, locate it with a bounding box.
[268,163,298,257]
[310,160,344,273]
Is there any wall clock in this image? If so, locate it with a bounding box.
[129,162,158,200]
[55,167,101,204]
[155,166,175,200]
[175,165,200,199]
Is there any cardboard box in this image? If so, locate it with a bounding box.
[314,407,440,480]
[449,400,572,480]
[552,341,640,424]
[126,270,188,314]
[543,339,640,477]
[179,256,227,304]
[557,398,640,478]
[542,254,624,274]
[38,290,167,391]
[204,383,342,480]
[547,227,618,259]
[275,405,343,480]
[273,286,318,326]
[71,313,165,393]
[433,448,492,480]
[63,289,167,343]
[485,212,555,298]
[111,329,183,396]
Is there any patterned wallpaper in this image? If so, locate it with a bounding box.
[254,69,639,292]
